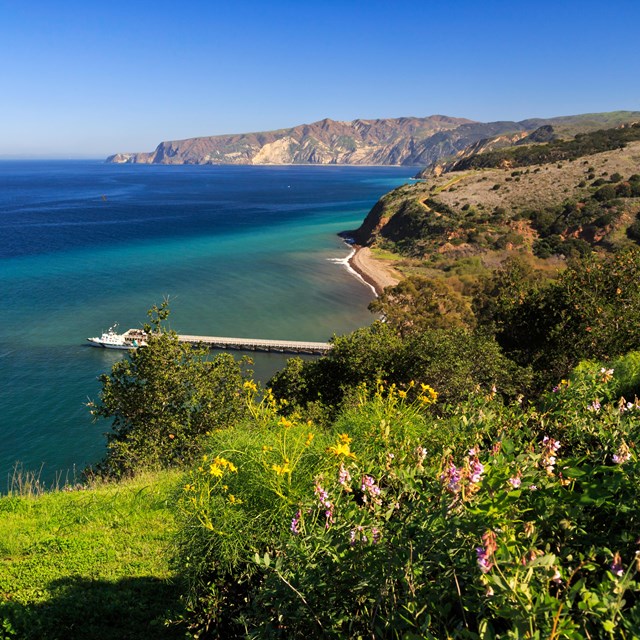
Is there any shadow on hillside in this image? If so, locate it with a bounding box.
[1,575,187,639]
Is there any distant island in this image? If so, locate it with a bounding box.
[106,111,640,167]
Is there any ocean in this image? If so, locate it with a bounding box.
[0,161,415,487]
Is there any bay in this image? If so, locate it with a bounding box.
[0,161,415,487]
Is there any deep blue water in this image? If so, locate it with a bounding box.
[0,161,415,487]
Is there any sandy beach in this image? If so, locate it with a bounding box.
[348,246,402,296]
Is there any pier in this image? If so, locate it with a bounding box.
[177,335,332,355]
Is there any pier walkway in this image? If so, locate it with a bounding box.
[177,335,332,355]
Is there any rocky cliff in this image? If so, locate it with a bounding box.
[107,111,640,168]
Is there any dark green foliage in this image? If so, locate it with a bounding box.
[269,321,530,411]
[90,303,248,476]
[627,215,640,243]
[476,248,640,390]
[594,183,617,201]
[368,275,474,335]
[451,123,640,171]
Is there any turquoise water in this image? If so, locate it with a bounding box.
[0,161,415,485]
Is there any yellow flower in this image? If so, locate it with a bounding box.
[278,416,294,428]
[209,464,223,477]
[304,432,315,447]
[228,494,243,504]
[212,456,238,473]
[243,380,258,392]
[398,390,407,399]
[328,442,356,459]
[419,384,438,403]
[337,433,352,444]
[272,462,292,476]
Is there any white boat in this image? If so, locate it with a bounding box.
[87,325,148,350]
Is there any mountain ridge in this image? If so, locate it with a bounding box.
[106,111,640,168]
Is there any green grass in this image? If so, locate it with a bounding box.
[0,470,185,639]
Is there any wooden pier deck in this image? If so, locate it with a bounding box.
[177,335,332,355]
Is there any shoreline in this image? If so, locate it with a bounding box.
[347,245,402,296]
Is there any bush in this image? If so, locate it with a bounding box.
[90,303,249,476]
[175,361,640,638]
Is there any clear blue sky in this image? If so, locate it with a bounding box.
[1,0,639,158]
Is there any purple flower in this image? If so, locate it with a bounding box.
[611,552,624,577]
[290,510,301,535]
[440,463,461,493]
[361,475,382,505]
[508,476,522,489]
[338,463,351,486]
[476,547,493,573]
[314,481,332,509]
[372,527,381,544]
[470,459,485,484]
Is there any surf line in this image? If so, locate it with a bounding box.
[326,246,378,297]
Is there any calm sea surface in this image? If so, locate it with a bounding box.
[0,161,415,486]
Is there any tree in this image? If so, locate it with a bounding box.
[89,302,249,476]
[368,275,474,337]
[476,249,640,391]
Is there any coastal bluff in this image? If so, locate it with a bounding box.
[106,111,640,168]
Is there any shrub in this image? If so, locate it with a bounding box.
[89,303,249,476]
[176,361,640,637]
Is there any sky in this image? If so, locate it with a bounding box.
[1,0,639,158]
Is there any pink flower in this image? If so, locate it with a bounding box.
[290,510,301,535]
[508,476,522,489]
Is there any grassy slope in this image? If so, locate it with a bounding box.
[0,470,185,639]
[359,139,640,295]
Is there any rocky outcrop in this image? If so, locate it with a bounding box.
[107,111,640,168]
[107,115,479,166]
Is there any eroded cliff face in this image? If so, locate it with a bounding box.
[106,115,479,166]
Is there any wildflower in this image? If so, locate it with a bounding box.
[613,441,631,464]
[209,463,224,477]
[587,400,601,413]
[415,446,427,464]
[468,449,485,484]
[372,527,381,544]
[291,510,301,535]
[243,380,257,392]
[337,433,352,444]
[441,462,461,493]
[541,436,561,475]
[228,494,242,504]
[361,475,382,505]
[551,567,562,584]
[419,383,438,404]
[272,462,291,476]
[314,481,332,509]
[476,532,496,574]
[278,416,294,428]
[328,440,357,459]
[304,432,315,447]
[485,585,494,597]
[508,475,522,489]
[611,552,624,577]
[529,484,538,491]
[620,400,637,413]
[338,463,351,486]
[398,390,407,399]
[349,525,367,546]
[600,367,614,382]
